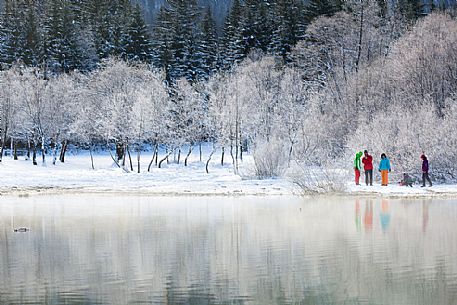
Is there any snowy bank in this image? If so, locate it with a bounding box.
[0,151,298,196]
[346,183,457,198]
[1,150,457,198]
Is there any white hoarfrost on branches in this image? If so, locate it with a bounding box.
[1,13,457,195]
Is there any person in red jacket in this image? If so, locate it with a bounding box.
[362,150,373,186]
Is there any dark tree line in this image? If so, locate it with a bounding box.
[0,0,445,80]
[0,0,151,74]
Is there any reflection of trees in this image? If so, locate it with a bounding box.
[0,196,457,304]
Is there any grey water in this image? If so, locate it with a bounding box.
[1,195,457,305]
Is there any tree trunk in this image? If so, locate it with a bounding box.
[41,137,46,164]
[184,146,193,166]
[122,144,126,167]
[109,149,129,173]
[206,146,215,174]
[127,144,133,172]
[147,142,159,172]
[89,145,95,170]
[221,146,225,166]
[199,142,202,162]
[13,141,17,160]
[26,139,31,160]
[159,150,173,168]
[52,137,59,165]
[230,144,235,166]
[116,142,124,162]
[177,148,181,164]
[0,125,7,162]
[137,146,141,174]
[154,143,159,166]
[59,140,68,163]
[10,137,13,159]
[32,142,37,165]
[235,119,239,163]
[355,1,364,73]
[288,142,294,168]
[0,141,4,163]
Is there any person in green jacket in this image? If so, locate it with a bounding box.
[354,151,363,185]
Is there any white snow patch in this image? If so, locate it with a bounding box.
[0,148,298,196]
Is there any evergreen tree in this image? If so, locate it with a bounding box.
[107,0,131,57]
[198,7,218,79]
[151,7,174,82]
[0,0,26,67]
[44,0,84,73]
[397,0,426,21]
[23,0,42,67]
[152,0,202,82]
[221,0,245,69]
[122,4,153,63]
[270,0,307,63]
[304,0,343,22]
[241,0,273,54]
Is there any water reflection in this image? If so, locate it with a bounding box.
[355,200,361,232]
[422,200,429,233]
[1,195,457,305]
[363,200,373,232]
[380,199,391,232]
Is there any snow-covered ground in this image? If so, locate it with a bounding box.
[1,148,457,198]
[0,148,298,196]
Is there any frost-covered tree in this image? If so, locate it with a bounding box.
[0,67,20,161]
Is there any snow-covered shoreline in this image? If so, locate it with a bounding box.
[0,152,299,197]
[1,152,457,198]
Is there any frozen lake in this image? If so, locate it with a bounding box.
[1,194,457,305]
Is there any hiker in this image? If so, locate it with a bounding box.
[400,173,414,187]
[354,151,363,185]
[378,153,391,186]
[421,154,432,187]
[362,150,373,186]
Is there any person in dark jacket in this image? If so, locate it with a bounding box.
[362,150,373,186]
[421,154,432,187]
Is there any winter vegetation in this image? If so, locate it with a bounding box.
[1,0,457,194]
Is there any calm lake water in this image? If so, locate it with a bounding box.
[1,194,457,305]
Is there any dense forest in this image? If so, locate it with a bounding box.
[0,0,312,80]
[0,0,457,187]
[1,0,443,80]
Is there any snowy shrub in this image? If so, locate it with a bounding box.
[252,138,288,179]
[288,162,348,194]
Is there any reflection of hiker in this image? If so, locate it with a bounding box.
[362,150,373,186]
[364,200,373,231]
[380,199,391,232]
[400,173,414,187]
[378,153,391,186]
[421,154,432,187]
[355,200,361,232]
[354,151,363,185]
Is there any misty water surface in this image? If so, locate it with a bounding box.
[1,194,457,305]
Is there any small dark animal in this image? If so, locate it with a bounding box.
[14,227,29,233]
